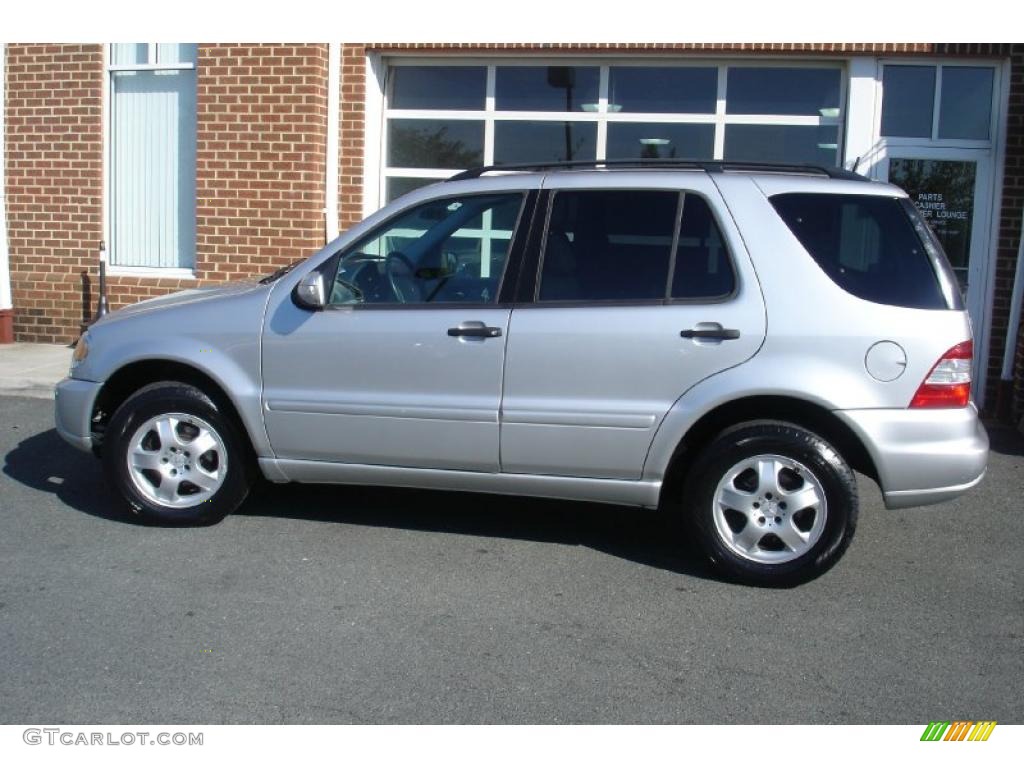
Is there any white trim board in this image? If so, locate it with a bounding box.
[325,42,341,242]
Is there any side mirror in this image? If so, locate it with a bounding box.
[293,271,327,310]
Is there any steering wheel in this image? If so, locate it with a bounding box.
[385,251,419,304]
[330,275,364,305]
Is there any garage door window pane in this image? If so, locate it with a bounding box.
[391,66,487,111]
[724,125,839,166]
[495,66,600,112]
[938,67,993,140]
[881,66,936,138]
[387,119,484,169]
[494,121,597,164]
[539,190,678,302]
[385,177,438,203]
[726,68,841,116]
[606,123,715,160]
[608,67,717,113]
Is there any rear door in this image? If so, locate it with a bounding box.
[499,174,766,480]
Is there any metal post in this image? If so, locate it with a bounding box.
[96,240,109,319]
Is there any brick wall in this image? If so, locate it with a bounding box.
[338,45,366,231]
[195,44,329,282]
[361,42,1013,55]
[992,46,1024,422]
[4,44,103,343]
[3,43,330,344]
[1003,47,1024,428]
[1014,302,1024,430]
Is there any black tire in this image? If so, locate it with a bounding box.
[684,420,858,586]
[102,381,253,525]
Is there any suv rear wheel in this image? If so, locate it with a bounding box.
[685,421,858,586]
[102,381,252,525]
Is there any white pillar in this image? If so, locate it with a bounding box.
[842,56,881,176]
[363,51,385,218]
[1002,208,1024,382]
[324,42,341,243]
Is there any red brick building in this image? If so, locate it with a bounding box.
[1,43,1022,423]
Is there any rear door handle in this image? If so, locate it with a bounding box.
[448,321,502,339]
[680,326,740,341]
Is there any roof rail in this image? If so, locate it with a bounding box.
[445,159,869,183]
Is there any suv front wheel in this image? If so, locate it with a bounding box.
[686,421,858,586]
[102,381,252,525]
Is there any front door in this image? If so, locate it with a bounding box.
[261,190,529,472]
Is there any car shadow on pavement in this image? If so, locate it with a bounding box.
[3,428,129,523]
[3,428,715,580]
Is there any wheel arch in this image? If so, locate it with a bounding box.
[91,359,258,460]
[658,394,879,506]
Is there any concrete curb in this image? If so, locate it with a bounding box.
[0,343,71,400]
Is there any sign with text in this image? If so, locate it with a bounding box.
[889,158,976,287]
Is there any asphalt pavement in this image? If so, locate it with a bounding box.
[0,395,1021,724]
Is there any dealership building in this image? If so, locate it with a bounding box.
[0,43,1021,421]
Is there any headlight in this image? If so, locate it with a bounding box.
[70,333,90,370]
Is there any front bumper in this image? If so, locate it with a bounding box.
[54,377,103,453]
[835,405,989,510]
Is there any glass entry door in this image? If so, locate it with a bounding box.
[880,148,994,346]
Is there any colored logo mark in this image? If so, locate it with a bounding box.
[920,721,997,742]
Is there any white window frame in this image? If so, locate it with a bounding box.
[373,56,848,210]
[103,43,198,279]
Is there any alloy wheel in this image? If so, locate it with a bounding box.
[125,412,228,508]
[711,453,828,564]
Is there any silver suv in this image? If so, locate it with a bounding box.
[54,161,989,585]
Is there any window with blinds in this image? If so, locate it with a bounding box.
[108,44,198,270]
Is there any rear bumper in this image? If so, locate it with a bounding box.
[54,377,102,453]
[834,405,989,510]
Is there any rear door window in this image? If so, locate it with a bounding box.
[671,194,736,299]
[535,189,737,303]
[538,189,678,302]
[770,193,960,310]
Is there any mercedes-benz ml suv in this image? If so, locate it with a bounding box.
[55,160,989,585]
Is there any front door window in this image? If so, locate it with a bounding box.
[330,192,524,306]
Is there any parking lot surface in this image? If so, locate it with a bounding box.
[1,395,1021,723]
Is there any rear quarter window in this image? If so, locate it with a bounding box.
[769,193,960,310]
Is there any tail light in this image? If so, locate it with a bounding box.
[909,341,973,408]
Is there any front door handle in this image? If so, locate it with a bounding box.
[680,326,741,341]
[448,321,502,339]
